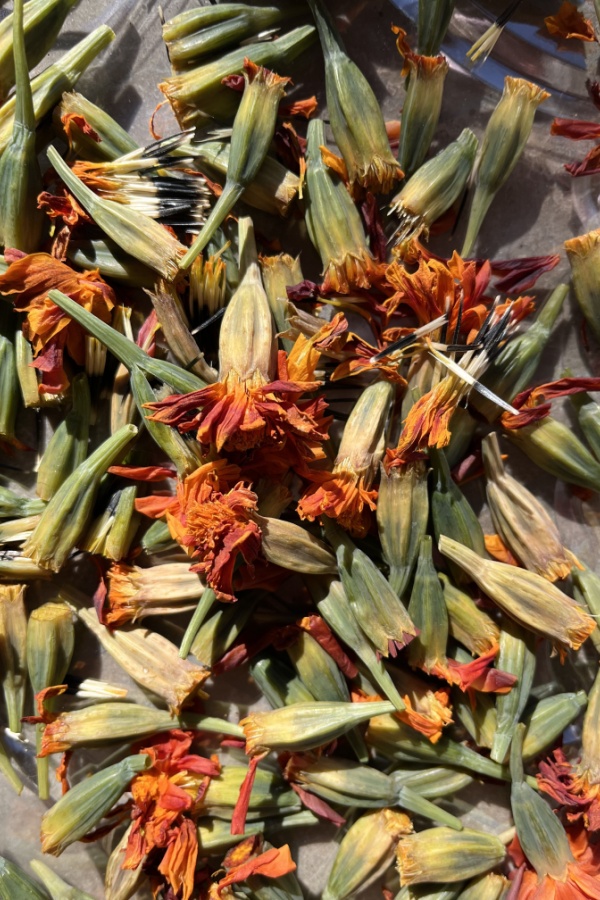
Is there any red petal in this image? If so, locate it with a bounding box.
[551,118,600,140]
[231,754,265,835]
[491,254,560,293]
[134,493,175,518]
[108,465,177,482]
[290,782,346,826]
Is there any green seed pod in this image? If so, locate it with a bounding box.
[36,373,90,501]
[328,520,418,662]
[0,856,47,900]
[325,809,413,900]
[438,536,596,656]
[522,691,588,760]
[391,767,473,800]
[47,147,187,280]
[418,0,456,55]
[408,536,449,674]
[104,823,145,900]
[241,700,397,756]
[23,424,138,571]
[257,515,337,575]
[306,0,402,193]
[78,607,209,714]
[572,564,600,654]
[570,387,600,463]
[367,713,512,781]
[566,229,600,346]
[304,117,376,294]
[58,90,137,162]
[378,459,429,598]
[196,810,318,855]
[510,723,573,882]
[0,0,44,252]
[190,593,258,667]
[0,334,21,452]
[0,26,115,157]
[482,432,575,581]
[0,583,27,734]
[163,4,298,68]
[397,827,506,886]
[180,63,291,269]
[391,128,477,244]
[261,253,303,350]
[0,731,23,795]
[440,574,499,657]
[457,873,508,900]
[398,51,449,179]
[250,654,315,709]
[66,237,155,287]
[26,601,74,798]
[453,685,497,750]
[506,413,600,492]
[202,765,297,814]
[430,448,485,586]
[159,25,315,129]
[41,754,150,856]
[310,576,406,710]
[490,617,536,764]
[149,279,217,384]
[461,77,550,257]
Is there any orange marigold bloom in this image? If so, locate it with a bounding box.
[146,365,330,463]
[124,730,220,900]
[386,372,463,465]
[135,460,261,602]
[298,467,378,540]
[213,834,296,896]
[538,749,600,835]
[545,2,597,42]
[509,825,600,899]
[0,251,114,392]
[385,251,492,337]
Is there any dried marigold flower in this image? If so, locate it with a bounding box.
[396,826,506,886]
[0,252,114,394]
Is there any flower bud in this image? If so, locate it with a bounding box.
[325,809,412,900]
[0,584,27,734]
[304,117,377,294]
[438,535,596,657]
[505,413,600,492]
[41,754,150,856]
[59,90,136,162]
[36,373,90,501]
[23,424,138,571]
[255,515,336,575]
[180,62,290,269]
[378,459,429,598]
[398,49,449,179]
[490,617,536,764]
[391,128,477,244]
[482,432,575,581]
[408,536,449,674]
[261,254,303,350]
[461,77,550,257]
[104,560,205,627]
[241,700,396,756]
[78,607,209,714]
[418,0,456,54]
[307,0,402,193]
[159,25,315,130]
[396,827,506,886]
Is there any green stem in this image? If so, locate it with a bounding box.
[179,589,216,659]
[180,181,244,270]
[13,0,35,131]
